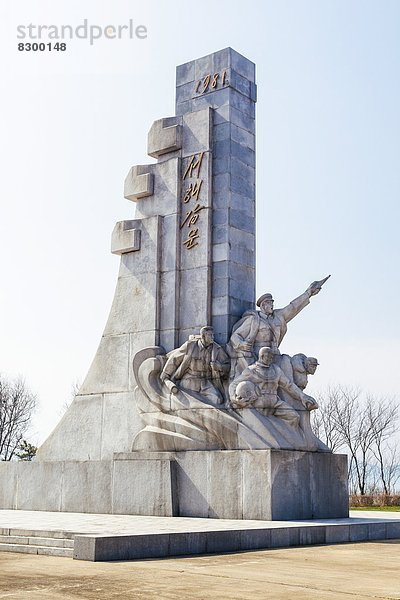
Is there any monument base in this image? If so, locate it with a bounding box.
[0,450,348,520]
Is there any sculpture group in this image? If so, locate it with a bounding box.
[0,50,349,527]
[133,276,331,453]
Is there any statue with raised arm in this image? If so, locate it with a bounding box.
[227,276,330,378]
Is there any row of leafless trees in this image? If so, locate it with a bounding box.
[0,376,37,461]
[312,386,400,495]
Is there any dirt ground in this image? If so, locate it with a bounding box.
[1,540,399,600]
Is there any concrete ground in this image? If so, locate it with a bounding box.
[1,539,399,600]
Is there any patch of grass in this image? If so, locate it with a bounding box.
[350,506,400,512]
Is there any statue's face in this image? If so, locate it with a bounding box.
[260,298,274,315]
[259,348,274,366]
[201,330,214,346]
[306,360,318,374]
[236,391,251,402]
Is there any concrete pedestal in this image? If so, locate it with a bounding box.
[0,450,348,520]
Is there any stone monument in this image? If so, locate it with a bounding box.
[0,48,348,520]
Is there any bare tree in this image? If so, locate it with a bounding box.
[312,387,346,452]
[372,440,400,495]
[0,376,37,461]
[312,385,399,495]
[325,387,371,495]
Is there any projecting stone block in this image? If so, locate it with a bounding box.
[118,216,161,277]
[133,159,180,220]
[124,166,153,201]
[147,117,182,159]
[111,221,141,255]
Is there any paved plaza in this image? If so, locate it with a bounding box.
[0,510,399,598]
[0,509,399,561]
[1,537,399,599]
[1,509,399,535]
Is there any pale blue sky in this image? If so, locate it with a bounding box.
[1,0,399,443]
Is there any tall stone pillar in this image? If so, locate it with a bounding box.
[176,48,257,344]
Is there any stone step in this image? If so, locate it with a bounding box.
[0,542,73,557]
[0,534,74,548]
[0,528,75,557]
[1,528,75,540]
